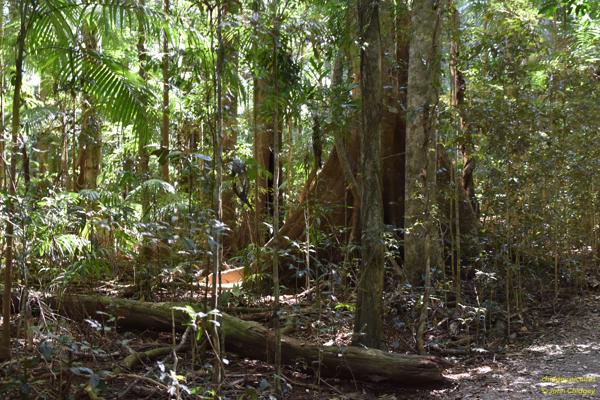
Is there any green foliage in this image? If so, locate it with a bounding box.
[22,0,163,143]
[448,0,600,291]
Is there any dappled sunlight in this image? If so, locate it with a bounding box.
[444,365,493,380]
[0,0,598,398]
[526,344,565,356]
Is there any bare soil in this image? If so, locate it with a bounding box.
[424,294,600,400]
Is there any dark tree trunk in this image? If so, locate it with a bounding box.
[353,0,385,349]
[381,0,409,230]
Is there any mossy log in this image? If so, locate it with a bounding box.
[54,294,450,384]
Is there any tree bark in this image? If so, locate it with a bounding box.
[449,1,477,216]
[211,2,225,382]
[0,0,5,189]
[381,0,409,229]
[77,24,102,190]
[59,107,69,188]
[353,0,385,349]
[221,0,239,221]
[252,2,284,244]
[137,0,150,217]
[53,294,450,384]
[404,0,443,286]
[253,79,281,241]
[0,1,25,361]
[160,0,170,182]
[270,1,283,388]
[447,0,479,263]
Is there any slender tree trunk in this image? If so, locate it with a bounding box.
[221,0,240,250]
[137,0,150,217]
[271,2,282,389]
[353,0,385,349]
[59,107,69,188]
[381,0,409,229]
[449,0,462,299]
[449,0,477,215]
[21,132,30,191]
[1,1,25,361]
[70,93,78,191]
[77,24,102,190]
[404,0,443,286]
[331,52,360,210]
[212,1,225,383]
[0,0,5,189]
[160,0,170,182]
[447,0,479,265]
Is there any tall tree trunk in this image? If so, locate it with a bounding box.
[446,0,478,264]
[404,0,443,286]
[271,1,282,389]
[212,1,225,383]
[0,1,25,361]
[253,76,274,244]
[252,0,284,245]
[160,0,170,182]
[137,0,150,217]
[59,106,69,188]
[221,0,241,251]
[70,92,78,191]
[449,0,476,215]
[381,0,409,230]
[353,0,385,349]
[77,24,102,190]
[0,0,5,189]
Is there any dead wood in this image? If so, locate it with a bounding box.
[52,294,450,384]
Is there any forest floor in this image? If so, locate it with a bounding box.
[420,293,600,400]
[3,288,600,399]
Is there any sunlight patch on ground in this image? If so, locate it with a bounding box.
[575,343,600,353]
[444,365,493,380]
[526,344,564,355]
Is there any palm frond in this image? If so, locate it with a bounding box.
[25,0,164,144]
[79,0,172,43]
[128,179,176,201]
[55,47,157,143]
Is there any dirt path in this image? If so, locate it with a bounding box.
[427,295,600,399]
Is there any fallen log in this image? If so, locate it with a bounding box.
[54,294,450,384]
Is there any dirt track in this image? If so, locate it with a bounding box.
[427,295,600,399]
